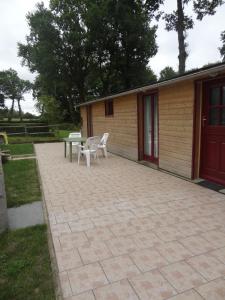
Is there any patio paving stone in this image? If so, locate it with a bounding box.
[160,261,206,293]
[94,279,138,300]
[68,262,108,295]
[167,289,204,299]
[187,253,225,281]
[100,255,140,282]
[196,277,225,300]
[130,248,168,272]
[78,241,112,264]
[35,143,225,299]
[129,269,177,300]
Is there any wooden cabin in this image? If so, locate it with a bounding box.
[78,63,225,186]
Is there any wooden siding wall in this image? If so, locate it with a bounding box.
[158,80,194,178]
[80,94,138,160]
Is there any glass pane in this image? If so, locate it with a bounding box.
[221,108,225,125]
[154,95,158,158]
[209,107,219,125]
[144,96,152,156]
[223,86,225,105]
[210,87,220,106]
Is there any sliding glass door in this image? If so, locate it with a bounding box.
[143,94,158,163]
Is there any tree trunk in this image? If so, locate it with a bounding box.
[17,99,23,122]
[67,97,76,124]
[8,99,15,122]
[177,0,187,74]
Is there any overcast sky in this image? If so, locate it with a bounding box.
[0,0,224,114]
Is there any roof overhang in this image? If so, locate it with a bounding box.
[76,63,225,108]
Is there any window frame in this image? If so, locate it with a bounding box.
[105,99,114,117]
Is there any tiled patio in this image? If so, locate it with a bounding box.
[35,143,225,300]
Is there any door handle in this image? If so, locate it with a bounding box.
[202,116,207,127]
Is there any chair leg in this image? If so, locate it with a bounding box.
[86,151,90,167]
[78,151,81,165]
[103,146,108,158]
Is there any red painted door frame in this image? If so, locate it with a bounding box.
[86,105,93,137]
[137,91,158,164]
[200,77,225,186]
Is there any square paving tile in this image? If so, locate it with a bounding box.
[187,253,225,281]
[174,221,202,237]
[56,249,83,272]
[157,241,193,263]
[201,230,225,248]
[209,247,225,263]
[59,271,73,298]
[59,232,88,250]
[85,227,114,242]
[106,237,138,256]
[68,263,108,295]
[65,291,95,300]
[130,248,168,272]
[109,222,137,237]
[100,255,140,282]
[77,208,99,219]
[78,241,112,264]
[131,230,164,249]
[179,235,214,255]
[167,289,204,299]
[69,219,94,232]
[51,223,71,237]
[129,269,177,300]
[130,217,155,232]
[154,225,183,242]
[160,261,206,293]
[94,279,138,300]
[55,212,79,223]
[196,278,225,300]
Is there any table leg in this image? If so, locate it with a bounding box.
[70,142,72,162]
[64,142,66,158]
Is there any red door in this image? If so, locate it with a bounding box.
[200,78,225,186]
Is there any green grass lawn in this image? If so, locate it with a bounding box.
[55,129,72,139]
[8,135,59,144]
[3,159,41,207]
[1,143,34,156]
[0,225,55,300]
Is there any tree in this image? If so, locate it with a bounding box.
[164,0,224,74]
[159,66,177,81]
[18,0,159,123]
[0,69,31,121]
[219,31,225,61]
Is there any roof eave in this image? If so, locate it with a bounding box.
[76,64,225,108]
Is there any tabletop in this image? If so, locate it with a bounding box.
[63,137,87,143]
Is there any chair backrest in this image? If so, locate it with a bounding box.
[100,133,109,145]
[85,136,101,151]
[68,132,81,138]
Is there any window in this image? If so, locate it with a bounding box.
[105,99,114,116]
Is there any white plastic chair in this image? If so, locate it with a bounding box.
[67,132,81,154]
[78,136,101,167]
[98,133,109,157]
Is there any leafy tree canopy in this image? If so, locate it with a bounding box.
[220,31,225,61]
[159,66,177,81]
[18,0,159,123]
[0,69,32,121]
